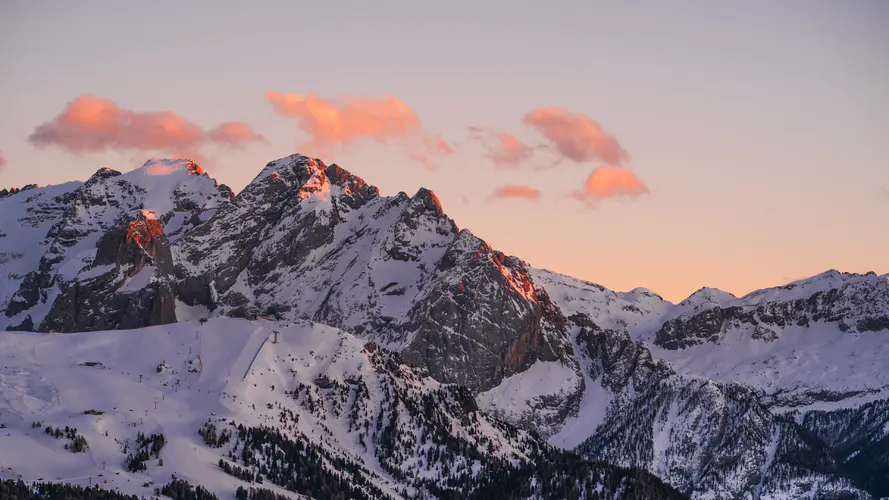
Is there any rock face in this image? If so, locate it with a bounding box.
[40,212,177,332]
[400,230,576,391]
[174,154,575,394]
[573,315,866,499]
[1,153,887,499]
[654,271,889,350]
[1,159,231,332]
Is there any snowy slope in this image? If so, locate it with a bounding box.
[0,181,81,326]
[528,268,673,340]
[0,319,679,499]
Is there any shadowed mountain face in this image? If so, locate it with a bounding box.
[1,153,887,499]
[173,154,576,394]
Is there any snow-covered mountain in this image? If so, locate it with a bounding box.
[173,155,574,396]
[1,159,232,333]
[1,153,887,499]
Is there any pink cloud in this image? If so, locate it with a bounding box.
[408,134,455,170]
[207,122,265,146]
[469,127,535,169]
[490,184,542,201]
[28,95,263,156]
[0,151,6,171]
[522,107,629,165]
[266,91,451,168]
[572,165,649,204]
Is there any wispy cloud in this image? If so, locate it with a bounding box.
[469,127,535,169]
[522,107,629,166]
[0,151,5,171]
[490,184,542,201]
[207,122,265,146]
[28,95,263,159]
[266,92,451,169]
[572,165,648,205]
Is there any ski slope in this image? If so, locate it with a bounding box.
[0,319,392,498]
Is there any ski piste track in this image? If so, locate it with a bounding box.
[242,336,269,381]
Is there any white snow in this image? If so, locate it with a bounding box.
[478,361,577,411]
[174,300,210,322]
[477,360,583,439]
[77,264,118,281]
[0,320,380,497]
[650,323,889,399]
[548,377,611,450]
[118,265,155,292]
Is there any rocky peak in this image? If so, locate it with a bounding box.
[652,269,889,350]
[0,184,40,199]
[678,286,738,312]
[88,167,122,180]
[742,269,879,304]
[324,163,378,194]
[232,154,326,208]
[184,160,204,176]
[411,187,444,213]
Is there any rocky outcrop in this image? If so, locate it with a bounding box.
[655,306,749,349]
[401,230,575,392]
[574,313,671,392]
[573,316,869,499]
[0,183,39,199]
[1,159,230,331]
[652,271,889,350]
[40,213,176,332]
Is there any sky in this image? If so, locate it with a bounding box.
[1,0,887,302]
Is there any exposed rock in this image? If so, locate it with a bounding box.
[576,327,867,499]
[400,230,575,392]
[1,159,228,331]
[654,272,889,349]
[39,213,176,332]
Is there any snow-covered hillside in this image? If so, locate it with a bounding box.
[0,319,679,499]
[522,268,888,498]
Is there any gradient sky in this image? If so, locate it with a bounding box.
[1,0,887,302]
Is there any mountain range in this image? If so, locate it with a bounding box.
[0,154,886,499]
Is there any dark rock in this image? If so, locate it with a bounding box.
[313,376,335,389]
[6,315,34,331]
[401,230,575,393]
[39,215,177,333]
[857,315,889,332]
